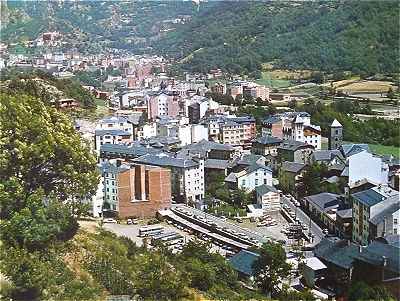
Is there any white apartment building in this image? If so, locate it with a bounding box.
[94,116,133,151]
[343,150,389,188]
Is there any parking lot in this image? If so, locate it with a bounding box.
[102,221,229,256]
[240,211,290,242]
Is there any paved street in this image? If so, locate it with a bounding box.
[281,196,324,244]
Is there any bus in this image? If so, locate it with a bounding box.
[151,232,177,242]
[138,225,164,237]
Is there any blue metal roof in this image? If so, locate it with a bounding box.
[353,188,386,207]
[229,250,260,276]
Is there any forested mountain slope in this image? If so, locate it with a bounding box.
[1,1,398,75]
[154,1,399,75]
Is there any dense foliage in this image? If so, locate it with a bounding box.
[253,242,292,295]
[0,92,99,300]
[2,2,398,74]
[154,1,399,75]
[1,68,97,108]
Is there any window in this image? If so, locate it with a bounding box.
[394,228,398,234]
[264,179,267,184]
[255,179,258,186]
[394,218,398,225]
[242,179,246,186]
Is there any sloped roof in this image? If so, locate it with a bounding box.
[331,119,342,127]
[279,139,313,151]
[237,154,265,166]
[356,240,400,274]
[100,143,161,158]
[281,161,306,173]
[95,129,131,136]
[99,116,128,124]
[304,257,327,271]
[255,184,278,196]
[253,135,282,145]
[133,153,199,168]
[336,208,352,219]
[340,144,369,157]
[352,188,386,207]
[369,200,400,226]
[315,238,359,269]
[225,172,237,183]
[304,192,341,213]
[229,250,260,276]
[312,150,344,162]
[204,159,230,170]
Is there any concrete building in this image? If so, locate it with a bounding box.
[278,139,315,164]
[341,148,389,188]
[95,116,133,151]
[133,153,205,206]
[147,91,180,120]
[352,185,399,245]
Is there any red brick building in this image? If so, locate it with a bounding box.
[118,164,171,218]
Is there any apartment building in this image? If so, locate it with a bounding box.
[203,115,256,147]
[94,116,133,151]
[133,153,205,205]
[352,185,399,245]
[147,91,180,120]
[255,184,281,212]
[340,145,389,188]
[118,164,171,218]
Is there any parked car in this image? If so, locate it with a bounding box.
[103,218,117,224]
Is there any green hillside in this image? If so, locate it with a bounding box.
[153,1,399,75]
[1,1,399,75]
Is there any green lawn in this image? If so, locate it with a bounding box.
[368,144,400,158]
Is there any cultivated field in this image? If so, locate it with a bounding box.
[331,80,395,93]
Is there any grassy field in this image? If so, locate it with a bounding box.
[255,71,293,88]
[368,144,400,158]
[322,141,399,158]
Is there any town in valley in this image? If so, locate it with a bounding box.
[0,1,399,301]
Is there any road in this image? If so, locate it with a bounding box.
[281,196,324,244]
